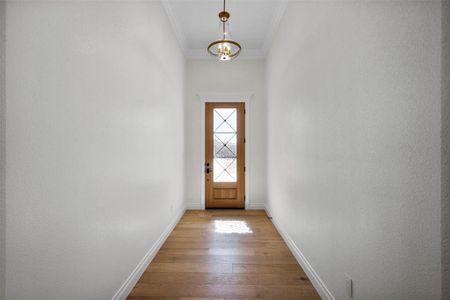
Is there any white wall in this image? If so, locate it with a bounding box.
[266,1,442,299]
[4,1,185,299]
[184,59,266,209]
[0,1,6,299]
[442,0,450,298]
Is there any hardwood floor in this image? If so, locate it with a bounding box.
[127,210,320,300]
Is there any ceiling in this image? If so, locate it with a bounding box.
[162,0,288,59]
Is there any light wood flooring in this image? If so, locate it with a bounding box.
[127,210,320,300]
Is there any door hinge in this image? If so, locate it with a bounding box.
[244,138,246,143]
[244,195,246,201]
[244,109,246,114]
[244,166,246,172]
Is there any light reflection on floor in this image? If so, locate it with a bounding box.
[214,220,253,234]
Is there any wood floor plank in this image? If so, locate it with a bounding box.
[138,272,310,286]
[127,210,320,300]
[147,262,233,273]
[232,263,304,274]
[153,254,298,265]
[129,284,257,298]
[162,241,287,249]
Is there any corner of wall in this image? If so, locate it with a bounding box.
[246,202,266,210]
[182,55,188,212]
[442,1,450,298]
[0,1,6,299]
[112,205,186,300]
[186,202,203,210]
[264,206,335,300]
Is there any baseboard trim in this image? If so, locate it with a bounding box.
[265,206,335,300]
[111,206,186,300]
[186,203,203,210]
[246,203,266,210]
[186,203,266,210]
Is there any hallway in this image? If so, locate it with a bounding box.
[127,210,320,299]
[1,1,449,299]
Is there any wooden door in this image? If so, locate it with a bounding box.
[205,102,245,208]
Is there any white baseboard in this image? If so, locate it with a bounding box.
[186,203,203,210]
[186,203,266,210]
[265,206,335,300]
[246,203,266,210]
[112,206,186,300]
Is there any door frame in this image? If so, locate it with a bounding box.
[197,92,253,210]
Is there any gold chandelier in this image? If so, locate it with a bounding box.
[207,0,241,61]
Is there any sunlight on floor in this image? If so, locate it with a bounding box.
[214,220,253,234]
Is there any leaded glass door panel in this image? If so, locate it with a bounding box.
[205,102,245,208]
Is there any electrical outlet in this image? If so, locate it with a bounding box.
[345,273,353,299]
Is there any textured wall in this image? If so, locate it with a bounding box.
[185,59,266,209]
[4,1,185,299]
[266,1,442,299]
[0,1,6,300]
[442,0,450,298]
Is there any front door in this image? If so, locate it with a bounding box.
[205,102,245,208]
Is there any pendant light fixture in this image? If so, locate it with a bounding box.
[207,0,241,61]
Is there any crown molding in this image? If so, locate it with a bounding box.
[161,0,289,60]
[261,0,289,56]
[161,0,188,53]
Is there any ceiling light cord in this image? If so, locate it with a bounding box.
[223,21,226,39]
[207,0,241,61]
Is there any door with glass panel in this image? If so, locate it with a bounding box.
[205,102,245,208]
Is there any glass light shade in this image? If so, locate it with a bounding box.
[208,40,241,61]
[207,15,241,61]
